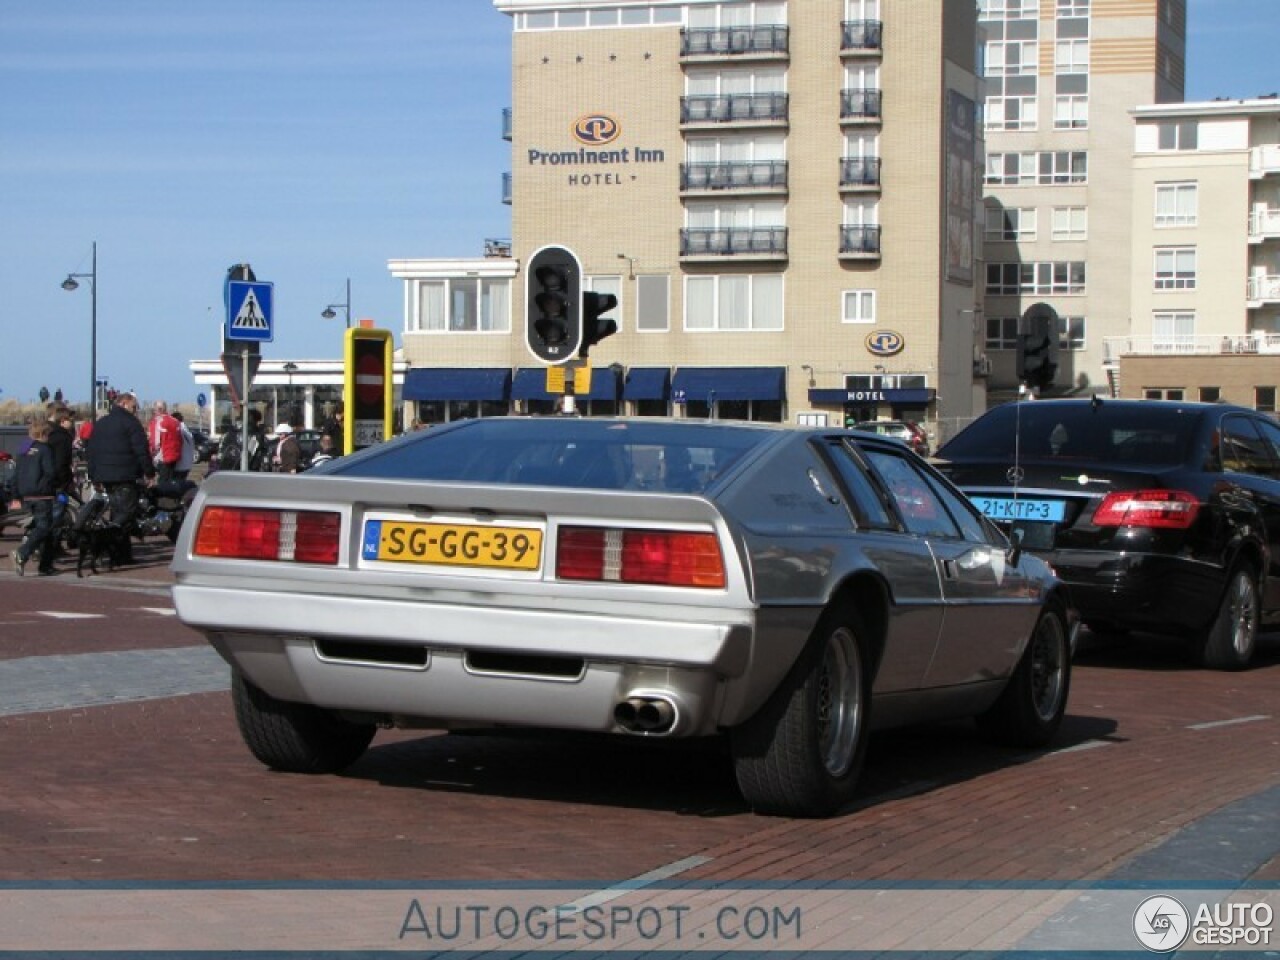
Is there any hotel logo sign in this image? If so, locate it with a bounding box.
[573,114,620,145]
[865,330,904,357]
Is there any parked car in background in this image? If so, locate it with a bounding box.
[171,417,1072,817]
[852,419,930,457]
[935,398,1280,670]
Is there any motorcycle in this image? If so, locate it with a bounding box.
[132,478,198,542]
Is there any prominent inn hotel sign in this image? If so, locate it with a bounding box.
[527,113,666,186]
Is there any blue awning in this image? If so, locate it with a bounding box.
[623,367,670,401]
[402,368,511,402]
[512,367,621,401]
[671,367,786,403]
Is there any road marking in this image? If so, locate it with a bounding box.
[561,855,712,913]
[1054,739,1115,754]
[138,606,177,616]
[1187,714,1270,731]
[35,611,105,620]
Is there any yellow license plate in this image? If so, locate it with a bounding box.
[362,520,543,570]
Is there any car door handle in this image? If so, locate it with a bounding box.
[942,558,959,580]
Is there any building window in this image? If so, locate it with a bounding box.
[985,151,1087,186]
[1057,0,1089,16]
[685,274,784,331]
[978,0,1041,20]
[1152,311,1195,352]
[636,275,670,332]
[1059,315,1086,350]
[986,261,1086,295]
[986,206,1037,240]
[1154,247,1196,290]
[1055,39,1089,73]
[1258,386,1277,413]
[986,316,1019,350]
[586,275,623,331]
[843,290,876,324]
[1199,386,1220,403]
[1144,388,1184,400]
[1157,120,1198,151]
[414,278,511,333]
[1039,150,1088,184]
[1154,182,1197,227]
[1053,93,1088,129]
[1051,206,1087,240]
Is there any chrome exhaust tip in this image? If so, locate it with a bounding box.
[614,695,678,735]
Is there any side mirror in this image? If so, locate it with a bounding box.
[1006,528,1024,568]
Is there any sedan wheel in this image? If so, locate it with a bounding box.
[732,603,871,817]
[231,670,377,773]
[1202,564,1258,671]
[978,604,1070,748]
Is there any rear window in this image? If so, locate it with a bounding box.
[328,419,769,493]
[939,403,1197,466]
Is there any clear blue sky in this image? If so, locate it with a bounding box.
[0,0,1274,405]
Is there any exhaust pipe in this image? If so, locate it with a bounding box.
[614,695,677,735]
[614,698,648,730]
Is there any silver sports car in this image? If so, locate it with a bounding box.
[171,417,1073,817]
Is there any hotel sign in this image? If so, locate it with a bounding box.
[527,112,667,188]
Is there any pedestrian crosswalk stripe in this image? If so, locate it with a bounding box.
[36,611,105,620]
[138,607,177,616]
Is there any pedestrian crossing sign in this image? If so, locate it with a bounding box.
[226,281,274,342]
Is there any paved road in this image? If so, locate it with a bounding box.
[1,536,1277,953]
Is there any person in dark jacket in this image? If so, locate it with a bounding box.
[10,420,58,576]
[85,391,155,563]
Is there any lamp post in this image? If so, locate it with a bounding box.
[61,241,97,419]
[321,278,351,328]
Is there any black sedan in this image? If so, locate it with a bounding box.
[935,398,1280,669]
[171,417,1072,817]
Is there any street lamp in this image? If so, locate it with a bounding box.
[321,278,351,328]
[61,241,97,419]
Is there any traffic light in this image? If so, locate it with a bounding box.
[525,245,582,363]
[580,291,618,357]
[1017,302,1059,390]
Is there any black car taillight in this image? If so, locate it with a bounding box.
[1091,490,1200,529]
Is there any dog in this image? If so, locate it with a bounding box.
[68,495,128,577]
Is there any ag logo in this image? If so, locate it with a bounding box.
[573,114,621,145]
[1133,896,1190,952]
[865,330,904,356]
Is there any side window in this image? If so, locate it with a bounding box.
[919,467,997,545]
[1220,416,1271,476]
[861,446,961,539]
[1251,416,1280,477]
[819,439,895,530]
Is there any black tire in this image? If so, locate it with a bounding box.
[978,603,1071,748]
[231,670,376,773]
[1201,563,1259,671]
[731,603,871,818]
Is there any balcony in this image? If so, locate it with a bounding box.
[680,93,789,127]
[840,19,883,55]
[839,224,882,259]
[1247,273,1280,304]
[1103,332,1280,361]
[501,172,511,206]
[501,107,512,142]
[680,160,787,194]
[840,88,883,123]
[1249,144,1280,178]
[679,227,788,260]
[839,156,882,191]
[681,24,788,60]
[1248,207,1280,242]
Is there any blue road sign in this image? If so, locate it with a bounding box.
[196,392,207,408]
[225,281,274,342]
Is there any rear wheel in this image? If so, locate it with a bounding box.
[1201,563,1258,671]
[731,603,871,817]
[231,670,376,773]
[978,603,1070,747]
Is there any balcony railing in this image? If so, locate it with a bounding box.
[839,224,882,255]
[1103,333,1280,361]
[501,172,511,206]
[841,19,883,53]
[501,107,512,142]
[1248,207,1280,241]
[681,24,788,57]
[680,227,788,257]
[840,88,883,121]
[1249,144,1280,178]
[839,156,882,188]
[1247,273,1280,302]
[680,160,787,191]
[680,93,789,125]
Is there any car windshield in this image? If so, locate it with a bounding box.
[939,402,1197,466]
[328,418,771,493]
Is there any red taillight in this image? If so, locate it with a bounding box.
[1092,490,1200,529]
[194,506,341,564]
[556,526,726,588]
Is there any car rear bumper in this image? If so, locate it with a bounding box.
[173,583,764,737]
[1042,549,1224,634]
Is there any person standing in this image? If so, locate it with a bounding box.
[321,401,346,456]
[46,404,77,565]
[10,420,58,576]
[172,411,196,482]
[147,401,182,484]
[86,392,154,564]
[307,433,337,469]
[271,423,303,474]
